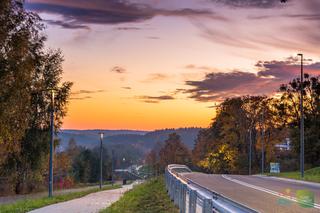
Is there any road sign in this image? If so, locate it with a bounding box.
[270,163,280,173]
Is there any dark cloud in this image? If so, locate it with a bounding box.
[71,89,105,95]
[115,27,141,31]
[136,95,175,103]
[44,19,90,30]
[122,86,132,90]
[212,0,283,8]
[185,64,219,72]
[147,36,160,40]
[142,73,170,83]
[256,57,320,79]
[111,66,126,74]
[25,0,218,29]
[183,71,263,102]
[182,57,320,102]
[70,96,92,100]
[70,89,104,100]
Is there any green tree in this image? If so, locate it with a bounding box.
[0,1,72,193]
[277,74,320,167]
[193,96,284,174]
[0,0,44,166]
[159,133,191,171]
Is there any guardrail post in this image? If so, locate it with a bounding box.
[170,176,174,200]
[180,183,187,213]
[202,198,213,213]
[189,189,197,213]
[172,177,176,200]
[177,181,181,208]
[174,179,179,206]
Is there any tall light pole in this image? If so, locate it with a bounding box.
[249,128,252,175]
[111,149,114,185]
[297,53,304,178]
[261,111,265,175]
[99,132,104,189]
[49,89,55,197]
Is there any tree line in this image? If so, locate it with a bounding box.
[147,74,320,174]
[0,0,72,194]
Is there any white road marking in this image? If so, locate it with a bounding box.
[221,175,320,210]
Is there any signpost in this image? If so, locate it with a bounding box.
[270,163,280,173]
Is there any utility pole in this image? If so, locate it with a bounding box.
[297,53,304,179]
[99,132,104,189]
[49,89,55,198]
[249,129,252,175]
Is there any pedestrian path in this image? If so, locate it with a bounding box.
[28,184,134,213]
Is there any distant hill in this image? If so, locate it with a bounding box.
[57,128,202,152]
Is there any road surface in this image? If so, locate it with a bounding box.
[28,184,133,213]
[182,173,320,213]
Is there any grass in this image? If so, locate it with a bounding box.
[101,177,178,213]
[267,167,320,183]
[0,184,120,213]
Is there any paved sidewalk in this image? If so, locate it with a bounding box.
[28,184,134,213]
[0,184,117,205]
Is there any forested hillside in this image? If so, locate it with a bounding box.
[58,128,202,151]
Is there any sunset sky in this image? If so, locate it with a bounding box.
[25,0,320,130]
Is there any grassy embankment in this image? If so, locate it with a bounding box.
[267,167,320,183]
[0,184,120,213]
[101,177,178,213]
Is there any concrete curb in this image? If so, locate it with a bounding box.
[254,175,320,187]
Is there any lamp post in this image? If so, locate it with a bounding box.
[49,89,55,197]
[99,132,104,189]
[297,53,304,178]
[111,150,114,185]
[249,128,252,175]
[261,110,265,175]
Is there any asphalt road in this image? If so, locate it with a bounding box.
[181,173,320,213]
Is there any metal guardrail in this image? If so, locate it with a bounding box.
[165,164,258,213]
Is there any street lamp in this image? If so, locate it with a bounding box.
[297,53,304,178]
[261,110,265,175]
[99,132,104,189]
[111,150,115,185]
[49,89,55,197]
[249,128,252,175]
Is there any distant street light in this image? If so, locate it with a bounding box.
[297,53,304,178]
[261,110,265,175]
[111,150,115,185]
[99,132,104,189]
[49,89,55,198]
[249,129,252,175]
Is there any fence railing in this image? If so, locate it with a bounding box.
[165,164,258,213]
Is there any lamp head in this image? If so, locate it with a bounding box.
[99,132,104,140]
[297,53,303,57]
[51,89,55,99]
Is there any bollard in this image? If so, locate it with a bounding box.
[202,198,213,213]
[189,189,197,213]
